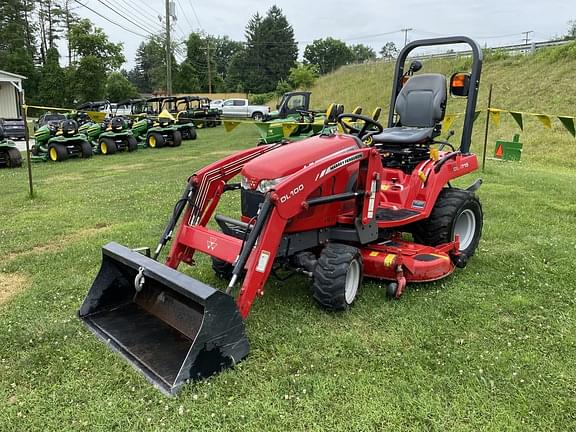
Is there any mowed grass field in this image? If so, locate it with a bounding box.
[2,45,576,429]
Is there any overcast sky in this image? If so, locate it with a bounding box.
[76,0,574,69]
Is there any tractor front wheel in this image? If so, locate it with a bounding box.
[312,243,363,311]
[147,132,165,148]
[48,143,68,162]
[99,137,117,155]
[211,257,234,280]
[413,188,483,259]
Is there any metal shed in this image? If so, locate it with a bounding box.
[0,70,26,118]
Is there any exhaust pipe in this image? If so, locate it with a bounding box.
[79,242,249,396]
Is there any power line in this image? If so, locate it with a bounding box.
[114,0,164,30]
[94,0,156,37]
[176,0,195,31]
[188,0,203,32]
[73,0,150,38]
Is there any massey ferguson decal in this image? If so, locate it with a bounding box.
[315,153,363,181]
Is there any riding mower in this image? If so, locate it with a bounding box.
[0,126,23,168]
[79,117,138,155]
[32,119,92,162]
[79,36,484,395]
[149,96,197,140]
[143,110,183,148]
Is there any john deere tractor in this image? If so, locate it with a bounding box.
[0,126,22,168]
[32,119,92,162]
[173,96,220,129]
[79,117,138,155]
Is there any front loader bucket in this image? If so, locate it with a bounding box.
[79,242,249,396]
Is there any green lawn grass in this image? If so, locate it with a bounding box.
[3,50,576,430]
[1,125,575,431]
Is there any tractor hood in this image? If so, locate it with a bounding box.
[242,134,361,184]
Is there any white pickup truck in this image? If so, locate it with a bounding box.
[220,98,270,121]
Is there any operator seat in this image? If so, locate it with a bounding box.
[372,73,447,146]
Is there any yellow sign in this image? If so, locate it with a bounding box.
[383,254,396,267]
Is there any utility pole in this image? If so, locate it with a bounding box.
[165,0,172,95]
[522,30,533,45]
[206,42,212,94]
[401,28,413,47]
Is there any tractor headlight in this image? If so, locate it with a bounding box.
[256,176,286,193]
[240,176,251,190]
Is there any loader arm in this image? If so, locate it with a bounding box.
[232,147,383,317]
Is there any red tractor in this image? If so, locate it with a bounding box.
[79,37,484,395]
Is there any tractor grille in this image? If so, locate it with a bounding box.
[241,189,264,218]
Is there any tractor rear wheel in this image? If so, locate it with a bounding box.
[312,243,363,311]
[48,143,68,162]
[413,188,483,259]
[127,136,138,152]
[171,131,182,147]
[147,132,165,148]
[80,141,93,158]
[8,148,22,167]
[99,137,117,155]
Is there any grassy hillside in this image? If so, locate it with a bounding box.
[310,42,576,168]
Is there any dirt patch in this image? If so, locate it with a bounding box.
[0,273,29,306]
[6,224,112,263]
[105,163,147,173]
[41,173,86,185]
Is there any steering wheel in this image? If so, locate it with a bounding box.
[337,113,384,141]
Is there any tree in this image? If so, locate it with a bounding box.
[173,62,199,93]
[129,36,166,93]
[350,44,376,63]
[0,0,38,97]
[380,41,398,59]
[68,19,125,102]
[304,38,353,75]
[288,63,318,90]
[231,6,298,93]
[106,72,139,101]
[37,47,66,106]
[275,79,292,97]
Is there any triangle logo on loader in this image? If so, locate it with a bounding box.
[495,143,504,158]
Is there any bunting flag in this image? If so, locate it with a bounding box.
[536,114,552,129]
[86,111,106,123]
[282,123,299,138]
[441,114,457,134]
[558,116,576,137]
[223,120,241,132]
[509,112,524,131]
[488,109,501,128]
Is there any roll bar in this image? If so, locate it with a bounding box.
[387,36,483,154]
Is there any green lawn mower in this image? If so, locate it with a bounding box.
[32,119,92,162]
[144,111,183,148]
[150,97,197,140]
[0,126,22,168]
[79,117,138,155]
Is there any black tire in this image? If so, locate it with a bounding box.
[147,132,165,148]
[99,137,117,155]
[79,140,93,158]
[48,143,68,162]
[252,112,263,121]
[171,130,182,147]
[413,188,483,259]
[211,257,234,280]
[206,119,216,128]
[188,127,197,140]
[127,136,138,152]
[312,243,363,311]
[6,147,22,167]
